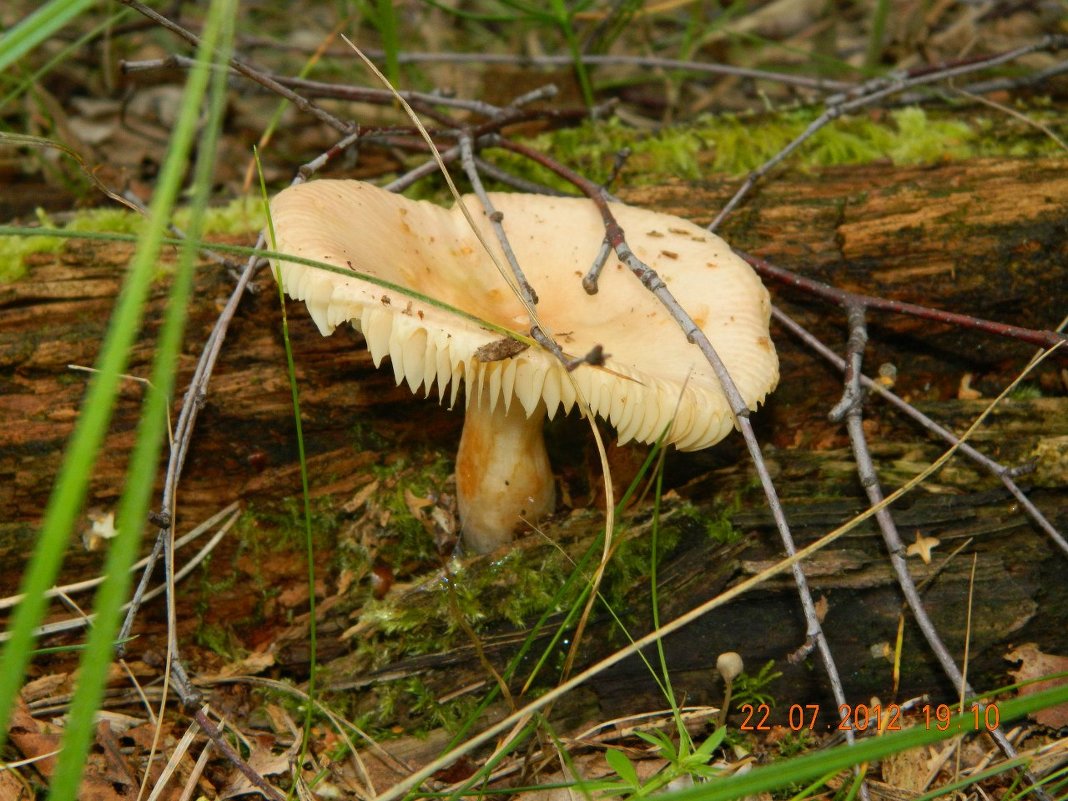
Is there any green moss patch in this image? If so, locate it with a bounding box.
[492,105,1062,191]
[0,196,264,282]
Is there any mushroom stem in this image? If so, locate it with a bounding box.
[455,397,555,553]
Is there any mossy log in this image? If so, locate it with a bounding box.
[1,157,1066,717]
[305,475,1067,731]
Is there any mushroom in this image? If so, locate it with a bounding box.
[715,651,744,726]
[269,180,778,553]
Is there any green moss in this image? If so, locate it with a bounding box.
[731,660,783,709]
[311,494,756,733]
[364,675,480,736]
[366,452,452,564]
[194,621,246,660]
[1008,383,1043,401]
[341,492,748,694]
[773,728,817,758]
[0,196,264,282]
[485,105,1060,191]
[353,541,577,665]
[244,496,341,551]
[0,229,61,281]
[175,195,264,235]
[672,501,742,544]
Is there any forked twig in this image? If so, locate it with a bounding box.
[828,302,1050,800]
[495,137,864,764]
[192,707,286,801]
[772,306,1068,554]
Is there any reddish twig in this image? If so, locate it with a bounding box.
[741,251,1068,353]
[193,707,285,801]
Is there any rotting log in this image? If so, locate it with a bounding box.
[303,473,1067,732]
[1,157,1066,714]
[626,157,1068,400]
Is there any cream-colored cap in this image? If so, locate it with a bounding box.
[270,180,778,450]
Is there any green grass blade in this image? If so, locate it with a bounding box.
[864,0,891,72]
[258,150,319,780]
[657,683,1068,801]
[0,8,130,114]
[0,0,234,766]
[45,0,237,796]
[0,0,99,72]
[375,0,401,86]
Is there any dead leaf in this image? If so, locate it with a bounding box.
[214,649,276,679]
[8,695,61,777]
[0,767,28,800]
[957,372,982,400]
[7,697,142,801]
[813,595,829,623]
[342,479,379,513]
[20,673,70,703]
[1005,643,1068,728]
[219,735,298,799]
[277,582,310,609]
[881,744,935,791]
[264,703,297,736]
[404,488,432,521]
[905,532,940,564]
[336,567,357,595]
[475,337,529,362]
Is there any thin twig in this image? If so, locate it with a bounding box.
[496,136,864,765]
[742,251,1068,353]
[458,133,539,306]
[960,57,1068,95]
[831,304,1049,801]
[381,145,461,192]
[471,155,571,196]
[119,0,353,134]
[232,44,857,93]
[121,54,508,117]
[771,306,1068,555]
[709,35,1068,229]
[0,507,236,642]
[0,504,236,612]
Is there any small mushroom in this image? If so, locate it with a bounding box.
[269,180,778,553]
[716,651,744,726]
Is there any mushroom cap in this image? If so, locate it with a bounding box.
[269,180,777,450]
[716,651,744,682]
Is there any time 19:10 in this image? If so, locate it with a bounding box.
[922,703,1000,731]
